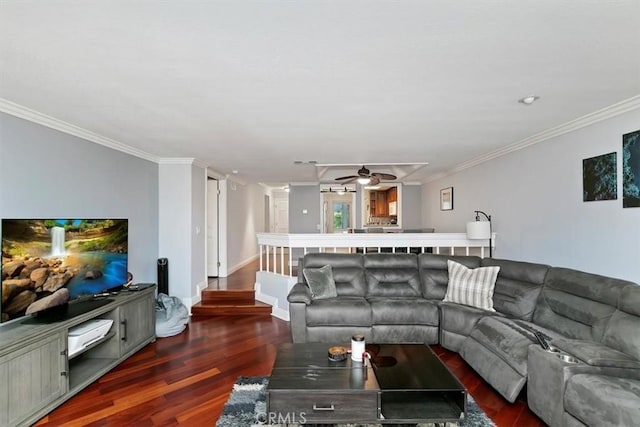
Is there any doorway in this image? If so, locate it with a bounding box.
[321,185,357,233]
[207,178,219,277]
[274,199,289,233]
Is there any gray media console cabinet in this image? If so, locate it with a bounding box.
[0,286,156,426]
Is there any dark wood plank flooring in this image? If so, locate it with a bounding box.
[36,262,545,427]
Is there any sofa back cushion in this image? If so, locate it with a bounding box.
[418,254,481,300]
[480,258,548,321]
[602,284,640,360]
[364,253,421,298]
[301,253,366,297]
[533,267,632,341]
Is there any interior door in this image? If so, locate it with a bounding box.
[207,178,219,277]
[274,199,289,233]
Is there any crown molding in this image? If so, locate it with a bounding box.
[0,98,160,163]
[192,159,209,169]
[289,182,320,186]
[314,162,429,167]
[424,95,640,183]
[158,158,196,165]
[207,168,227,180]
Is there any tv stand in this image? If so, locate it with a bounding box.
[22,297,115,324]
[0,286,156,427]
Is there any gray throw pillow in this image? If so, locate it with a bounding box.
[303,264,338,300]
[444,260,500,311]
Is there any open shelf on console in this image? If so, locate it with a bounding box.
[69,356,119,391]
[379,390,465,423]
[68,330,116,361]
[68,327,120,391]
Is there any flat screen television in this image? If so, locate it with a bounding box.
[1,219,128,323]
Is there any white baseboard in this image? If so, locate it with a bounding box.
[254,276,293,322]
[183,280,208,315]
[271,307,290,321]
[180,296,194,315]
[254,290,289,321]
[227,254,259,276]
[254,282,276,305]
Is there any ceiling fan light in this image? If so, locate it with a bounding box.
[357,177,371,185]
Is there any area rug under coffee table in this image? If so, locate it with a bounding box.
[216,377,495,427]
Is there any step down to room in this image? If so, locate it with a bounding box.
[191,289,272,316]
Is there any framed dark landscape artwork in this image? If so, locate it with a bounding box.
[440,187,453,210]
[583,152,617,202]
[623,129,640,208]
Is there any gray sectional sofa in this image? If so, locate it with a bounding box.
[287,252,640,427]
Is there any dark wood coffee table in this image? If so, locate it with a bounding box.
[267,343,466,424]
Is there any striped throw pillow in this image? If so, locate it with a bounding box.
[444,260,500,311]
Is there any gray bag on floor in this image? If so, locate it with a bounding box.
[155,293,189,337]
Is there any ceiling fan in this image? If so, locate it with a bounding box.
[335,165,397,185]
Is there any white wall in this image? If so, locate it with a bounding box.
[225,180,267,273]
[191,165,207,294]
[422,109,640,283]
[158,163,191,300]
[0,112,159,284]
[158,161,207,305]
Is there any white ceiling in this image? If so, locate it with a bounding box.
[1,1,639,186]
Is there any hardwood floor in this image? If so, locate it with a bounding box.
[206,259,260,290]
[36,263,545,427]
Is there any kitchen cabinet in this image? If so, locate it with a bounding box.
[387,187,397,203]
[369,191,388,217]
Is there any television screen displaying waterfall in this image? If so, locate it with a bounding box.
[1,219,128,323]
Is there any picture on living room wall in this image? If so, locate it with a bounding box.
[440,187,453,210]
[583,152,617,202]
[623,129,640,208]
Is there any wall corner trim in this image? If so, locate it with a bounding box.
[424,95,640,183]
[0,98,160,163]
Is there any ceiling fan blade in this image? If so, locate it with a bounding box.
[369,176,381,185]
[335,175,358,181]
[371,172,397,180]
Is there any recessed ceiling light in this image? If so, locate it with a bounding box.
[231,170,239,174]
[518,95,540,105]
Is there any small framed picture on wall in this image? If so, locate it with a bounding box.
[440,187,453,211]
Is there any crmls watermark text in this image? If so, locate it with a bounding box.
[256,411,307,424]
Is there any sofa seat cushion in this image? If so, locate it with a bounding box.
[463,316,538,376]
[369,298,438,325]
[564,374,640,427]
[306,297,371,327]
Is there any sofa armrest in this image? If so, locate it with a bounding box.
[553,338,640,369]
[287,282,312,305]
[527,343,640,427]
